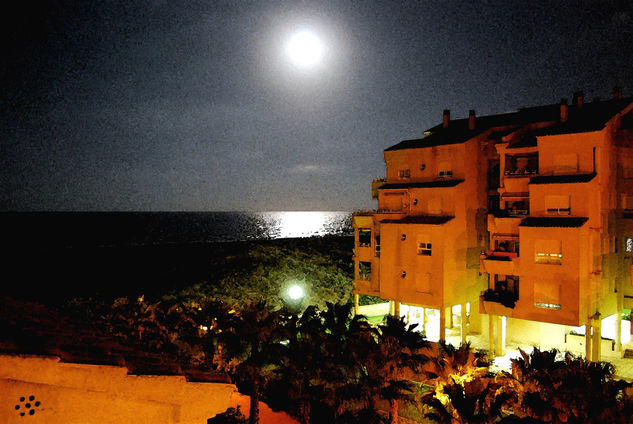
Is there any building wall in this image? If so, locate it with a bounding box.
[0,354,235,424]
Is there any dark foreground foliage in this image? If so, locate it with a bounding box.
[65,296,633,424]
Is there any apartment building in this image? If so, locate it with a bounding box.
[353,90,633,360]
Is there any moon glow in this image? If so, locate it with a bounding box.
[287,31,323,67]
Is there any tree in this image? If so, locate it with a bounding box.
[360,315,429,424]
[498,348,633,423]
[214,301,284,424]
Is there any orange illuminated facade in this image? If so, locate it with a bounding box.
[353,90,633,360]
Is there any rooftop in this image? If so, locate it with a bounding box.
[385,97,632,151]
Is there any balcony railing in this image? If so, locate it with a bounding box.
[504,169,538,176]
[482,250,518,261]
[546,208,571,216]
[506,208,529,215]
[481,288,518,308]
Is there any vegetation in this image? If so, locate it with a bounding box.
[65,296,633,424]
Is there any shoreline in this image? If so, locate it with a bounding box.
[3,235,354,305]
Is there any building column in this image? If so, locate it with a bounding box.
[585,317,592,361]
[494,315,505,356]
[592,315,602,362]
[488,314,495,356]
[394,301,401,318]
[353,294,359,316]
[616,293,623,353]
[448,305,454,329]
[421,307,427,335]
[389,300,395,316]
[461,303,468,344]
[439,307,446,342]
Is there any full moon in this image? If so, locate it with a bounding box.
[288,284,304,300]
[286,31,323,67]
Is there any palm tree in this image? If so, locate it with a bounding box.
[214,301,284,424]
[362,315,429,424]
[499,348,632,423]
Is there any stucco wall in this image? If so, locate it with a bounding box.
[0,354,235,424]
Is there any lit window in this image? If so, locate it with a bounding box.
[358,261,371,281]
[417,242,432,256]
[545,195,571,215]
[626,237,633,253]
[358,228,371,247]
[399,169,410,179]
[535,302,562,310]
[535,239,562,264]
[438,161,452,178]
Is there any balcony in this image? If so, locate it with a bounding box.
[480,251,518,275]
[479,289,517,316]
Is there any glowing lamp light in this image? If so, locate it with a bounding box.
[287,30,323,67]
[288,284,304,300]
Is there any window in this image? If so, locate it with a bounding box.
[358,229,371,247]
[545,195,571,215]
[417,242,432,256]
[438,162,452,178]
[626,237,633,253]
[413,198,418,206]
[623,195,633,218]
[399,169,411,179]
[505,153,538,175]
[420,163,426,171]
[358,261,371,281]
[554,153,578,174]
[428,198,442,215]
[535,302,562,310]
[534,281,561,309]
[505,200,529,215]
[415,272,432,293]
[375,235,380,257]
[535,239,562,264]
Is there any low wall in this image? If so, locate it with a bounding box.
[0,354,235,424]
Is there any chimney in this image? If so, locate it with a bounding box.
[612,86,622,100]
[560,98,568,123]
[573,91,584,108]
[443,109,450,128]
[468,109,476,130]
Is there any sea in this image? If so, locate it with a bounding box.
[1,211,353,248]
[0,211,353,301]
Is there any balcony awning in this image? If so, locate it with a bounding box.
[381,215,455,225]
[500,192,529,200]
[379,179,464,190]
[492,233,519,239]
[529,173,596,185]
[519,217,588,228]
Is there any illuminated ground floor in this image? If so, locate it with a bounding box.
[355,298,633,377]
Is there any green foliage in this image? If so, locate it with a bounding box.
[165,242,353,311]
[358,295,385,306]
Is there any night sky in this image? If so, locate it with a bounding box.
[2,1,632,212]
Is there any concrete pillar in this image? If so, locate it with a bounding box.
[616,294,623,353]
[488,314,495,356]
[448,305,454,329]
[353,294,359,316]
[592,316,602,362]
[422,307,427,335]
[389,300,395,316]
[439,307,446,342]
[585,318,592,361]
[461,303,468,344]
[406,306,411,324]
[394,301,401,318]
[494,315,505,356]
